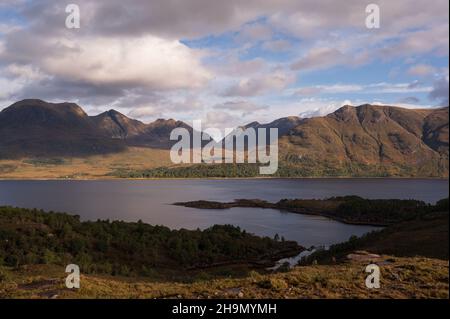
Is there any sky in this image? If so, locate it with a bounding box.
[0,0,448,130]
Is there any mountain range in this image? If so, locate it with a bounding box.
[0,99,191,158]
[0,99,448,177]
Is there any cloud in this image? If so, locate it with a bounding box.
[127,106,159,119]
[211,56,266,77]
[124,94,204,121]
[237,22,273,42]
[292,82,432,96]
[428,76,449,106]
[204,110,241,129]
[407,64,437,77]
[0,0,449,124]
[378,24,449,59]
[1,34,211,91]
[291,47,346,71]
[214,100,269,115]
[398,96,420,104]
[222,70,294,97]
[296,99,354,118]
[262,39,292,52]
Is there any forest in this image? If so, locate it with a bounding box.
[0,206,300,278]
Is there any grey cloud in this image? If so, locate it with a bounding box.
[398,96,420,104]
[214,100,269,116]
[428,76,449,106]
[222,71,294,97]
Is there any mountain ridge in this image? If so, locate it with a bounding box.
[0,99,448,177]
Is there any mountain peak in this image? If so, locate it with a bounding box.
[330,104,366,122]
[93,109,146,139]
[5,99,87,117]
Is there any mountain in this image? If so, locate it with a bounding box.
[0,99,448,177]
[93,109,196,148]
[222,116,302,147]
[278,104,449,177]
[0,99,193,158]
[128,118,196,149]
[0,99,126,158]
[92,109,147,139]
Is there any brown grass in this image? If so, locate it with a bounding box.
[1,256,448,299]
[0,147,171,179]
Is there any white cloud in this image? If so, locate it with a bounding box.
[38,36,212,91]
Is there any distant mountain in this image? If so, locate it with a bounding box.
[278,104,449,177]
[128,118,195,149]
[222,116,302,147]
[0,99,448,177]
[0,99,125,158]
[92,109,147,139]
[0,99,193,158]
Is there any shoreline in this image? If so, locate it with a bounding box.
[174,197,447,227]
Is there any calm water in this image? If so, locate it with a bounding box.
[0,179,447,247]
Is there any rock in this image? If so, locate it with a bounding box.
[346,251,381,261]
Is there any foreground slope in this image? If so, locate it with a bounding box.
[1,256,447,299]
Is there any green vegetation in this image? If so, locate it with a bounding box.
[176,196,447,226]
[322,196,435,225]
[22,158,67,166]
[0,206,300,278]
[111,163,261,178]
[301,210,449,265]
[109,157,447,179]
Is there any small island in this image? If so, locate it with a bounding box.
[175,196,449,226]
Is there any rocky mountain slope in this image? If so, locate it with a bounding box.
[278,104,449,177]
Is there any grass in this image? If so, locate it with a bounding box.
[0,147,172,179]
[1,144,448,179]
[0,256,448,299]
